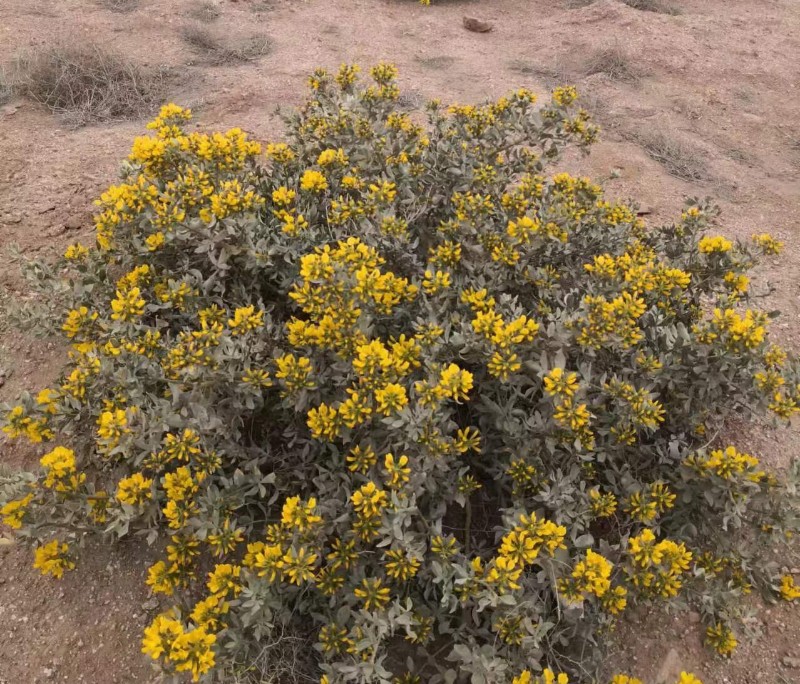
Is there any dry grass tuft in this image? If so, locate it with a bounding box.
[223,625,317,684]
[507,57,571,86]
[632,130,708,181]
[99,0,139,12]
[582,44,644,83]
[415,56,456,70]
[181,25,271,65]
[0,70,12,107]
[622,0,681,15]
[11,43,166,126]
[188,0,221,23]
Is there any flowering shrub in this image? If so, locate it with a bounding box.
[2,64,800,683]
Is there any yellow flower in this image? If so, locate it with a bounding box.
[110,287,145,321]
[228,305,264,335]
[170,627,216,682]
[300,169,328,192]
[705,622,737,656]
[351,481,388,518]
[677,674,703,684]
[307,403,340,440]
[282,546,318,585]
[207,563,242,597]
[145,232,165,251]
[142,614,184,660]
[317,148,348,166]
[266,142,295,163]
[422,269,451,294]
[437,364,473,401]
[281,495,322,531]
[346,444,377,473]
[354,577,391,610]
[499,530,540,566]
[62,306,97,339]
[272,186,296,205]
[190,594,229,630]
[543,368,579,397]
[552,86,578,106]
[780,574,800,601]
[751,232,783,254]
[486,555,522,593]
[698,235,733,254]
[146,561,178,596]
[553,398,591,430]
[116,472,153,506]
[64,243,89,261]
[33,540,75,579]
[1,493,34,529]
[374,383,409,415]
[383,453,411,489]
[384,548,421,580]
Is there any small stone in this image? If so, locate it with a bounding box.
[782,656,800,669]
[63,213,86,231]
[141,597,159,611]
[463,16,493,33]
[655,648,683,684]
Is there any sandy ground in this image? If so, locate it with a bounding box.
[1,0,799,682]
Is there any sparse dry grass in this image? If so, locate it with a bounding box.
[98,0,139,12]
[507,57,571,86]
[181,25,271,66]
[223,625,317,684]
[188,0,221,23]
[10,43,166,126]
[622,0,681,15]
[632,130,708,181]
[0,70,12,106]
[582,44,644,83]
[415,55,456,70]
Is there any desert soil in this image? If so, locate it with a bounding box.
[1,0,799,682]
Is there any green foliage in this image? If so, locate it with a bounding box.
[2,64,799,684]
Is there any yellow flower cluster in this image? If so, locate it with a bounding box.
[780,574,800,601]
[627,529,692,598]
[41,446,85,492]
[624,482,675,524]
[558,549,615,605]
[694,308,767,352]
[485,512,566,594]
[705,622,737,656]
[462,287,540,381]
[116,472,153,506]
[584,247,692,304]
[142,614,216,681]
[589,488,618,518]
[33,540,75,579]
[513,669,569,684]
[698,235,733,254]
[684,446,765,482]
[236,495,325,587]
[751,232,783,254]
[0,493,34,529]
[610,674,702,684]
[574,291,647,350]
[2,404,53,443]
[95,104,261,251]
